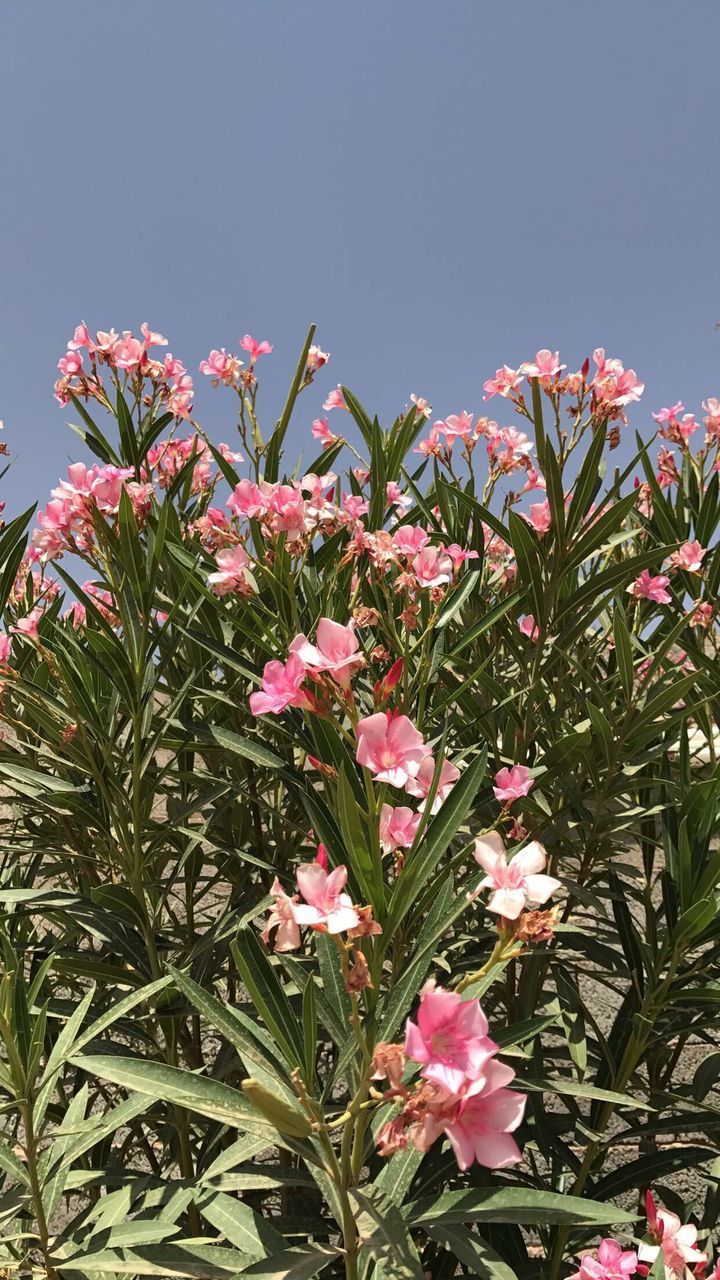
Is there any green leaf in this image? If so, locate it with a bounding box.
[408,1187,635,1227]
[423,1223,520,1280]
[233,927,306,1069]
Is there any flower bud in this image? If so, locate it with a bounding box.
[241,1079,312,1138]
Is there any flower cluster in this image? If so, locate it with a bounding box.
[373,981,526,1169]
[56,322,194,418]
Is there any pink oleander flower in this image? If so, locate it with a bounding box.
[140,322,167,349]
[323,386,347,412]
[414,424,444,457]
[412,545,453,588]
[342,493,369,520]
[11,609,43,643]
[114,332,145,371]
[405,982,497,1093]
[292,862,359,934]
[266,484,311,539]
[356,712,429,787]
[261,877,302,952]
[306,344,330,371]
[669,540,705,573]
[239,334,273,363]
[519,615,540,641]
[437,411,474,441]
[569,1238,639,1280]
[199,348,243,384]
[386,481,411,510]
[523,350,565,382]
[289,618,365,686]
[392,525,430,558]
[445,543,479,571]
[410,394,431,417]
[0,633,12,664]
[379,803,421,854]
[591,349,644,408]
[524,500,552,535]
[639,1199,706,1280]
[62,602,87,628]
[441,1059,526,1170]
[208,544,252,595]
[493,765,534,805]
[702,397,720,441]
[627,570,672,604]
[474,832,560,919]
[58,349,83,376]
[311,417,339,449]
[483,365,523,400]
[249,653,311,716]
[405,755,460,812]
[227,479,267,520]
[693,601,714,627]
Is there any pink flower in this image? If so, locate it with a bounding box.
[292,863,359,934]
[627,570,672,605]
[702,397,720,442]
[0,634,12,664]
[569,1239,639,1280]
[306,344,330,372]
[356,712,429,787]
[483,366,523,400]
[493,765,534,805]
[342,493,369,520]
[405,982,497,1093]
[669,541,705,573]
[261,877,302,952]
[639,1204,706,1280]
[311,417,339,449]
[442,1059,526,1170]
[524,500,552,535]
[266,484,311,539]
[200,348,242,384]
[410,394,432,417]
[227,479,267,520]
[67,322,92,351]
[523,350,565,382]
[114,332,145,371]
[208,544,252,595]
[519,615,540,641]
[323,386,347,412]
[58,350,83,376]
[239,334,273,364]
[392,525,430,558]
[11,609,42,643]
[289,618,365,686]
[412,545,453,588]
[386,481,411,510]
[591,349,644,408]
[405,755,460,812]
[437,411,474,441]
[474,833,560,919]
[249,653,311,716]
[379,804,421,854]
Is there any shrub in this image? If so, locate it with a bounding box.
[0,324,718,1279]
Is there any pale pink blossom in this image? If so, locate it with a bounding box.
[519,615,540,641]
[267,484,310,539]
[200,348,243,384]
[405,982,497,1093]
[292,862,359,934]
[342,493,369,520]
[483,366,523,400]
[442,1060,526,1169]
[261,877,302,952]
[493,765,534,805]
[114,332,145,371]
[11,609,43,643]
[289,618,365,686]
[58,350,83,376]
[379,804,421,854]
[445,544,480,571]
[386,481,411,510]
[0,634,12,664]
[410,394,432,417]
[311,417,339,449]
[227,479,267,520]
[569,1239,639,1280]
[474,834,560,919]
[524,501,552,535]
[702,397,720,441]
[239,334,273,363]
[356,712,429,787]
[405,755,460,812]
[323,387,347,412]
[306,344,329,372]
[414,424,444,456]
[437,411,474,441]
[591,349,644,408]
[208,545,252,595]
[627,570,672,604]
[523,350,565,382]
[412,546,453,588]
[639,1204,706,1280]
[249,653,311,716]
[669,541,705,573]
[392,525,430,558]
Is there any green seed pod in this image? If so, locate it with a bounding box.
[242,1078,312,1138]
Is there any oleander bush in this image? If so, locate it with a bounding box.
[0,324,719,1279]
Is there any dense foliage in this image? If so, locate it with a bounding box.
[0,324,719,1279]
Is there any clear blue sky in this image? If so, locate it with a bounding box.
[1,0,718,515]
